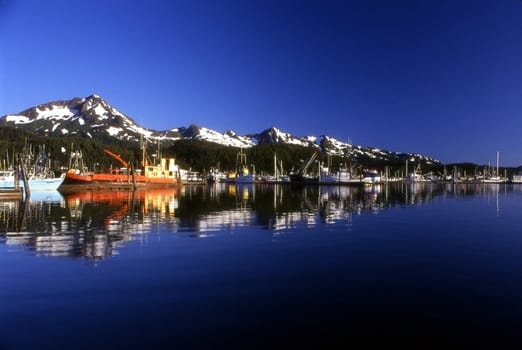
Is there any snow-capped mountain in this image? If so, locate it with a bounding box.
[0,94,440,165]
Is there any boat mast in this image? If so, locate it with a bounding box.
[496,151,499,177]
[274,152,277,179]
[140,135,147,167]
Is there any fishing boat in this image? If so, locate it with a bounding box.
[361,169,382,184]
[25,174,65,190]
[224,148,256,184]
[207,168,227,184]
[0,145,65,191]
[0,171,64,191]
[289,149,320,184]
[319,166,356,184]
[60,146,180,190]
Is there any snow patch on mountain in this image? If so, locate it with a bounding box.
[5,115,31,124]
[107,126,123,136]
[35,106,75,121]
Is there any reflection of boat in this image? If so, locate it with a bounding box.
[63,188,179,225]
[61,147,180,189]
[1,188,178,259]
[28,190,64,202]
[62,188,178,204]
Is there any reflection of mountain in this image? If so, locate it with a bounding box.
[0,183,506,259]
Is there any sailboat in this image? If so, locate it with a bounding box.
[263,153,290,183]
[483,151,506,183]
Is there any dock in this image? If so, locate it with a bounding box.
[0,188,24,200]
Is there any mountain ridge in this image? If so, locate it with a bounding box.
[0,94,440,166]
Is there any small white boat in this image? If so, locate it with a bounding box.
[0,170,16,186]
[511,172,522,184]
[361,169,381,184]
[0,171,65,191]
[319,167,353,184]
[26,174,66,190]
[0,145,66,191]
[225,148,257,184]
[483,152,507,183]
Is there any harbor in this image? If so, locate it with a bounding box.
[1,145,517,197]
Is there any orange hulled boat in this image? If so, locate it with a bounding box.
[60,146,180,190]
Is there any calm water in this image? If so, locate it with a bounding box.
[1,183,521,348]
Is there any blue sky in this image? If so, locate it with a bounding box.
[1,0,522,166]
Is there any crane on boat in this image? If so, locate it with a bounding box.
[290,149,320,183]
[103,149,128,169]
[299,149,320,176]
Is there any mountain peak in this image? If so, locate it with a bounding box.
[87,93,102,100]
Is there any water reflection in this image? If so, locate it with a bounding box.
[0,182,512,259]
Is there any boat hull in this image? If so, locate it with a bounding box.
[0,177,64,191]
[60,171,179,190]
[289,174,320,184]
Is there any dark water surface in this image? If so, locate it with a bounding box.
[1,183,521,348]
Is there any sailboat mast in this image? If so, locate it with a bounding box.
[274,152,277,178]
[140,135,147,167]
[496,151,499,176]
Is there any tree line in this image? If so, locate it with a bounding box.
[0,126,519,177]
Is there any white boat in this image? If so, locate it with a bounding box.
[511,173,522,184]
[225,148,256,184]
[483,152,507,183]
[0,145,65,191]
[405,163,432,183]
[483,176,505,184]
[319,166,354,184]
[361,169,381,184]
[263,152,291,183]
[0,171,65,191]
[26,174,66,190]
[207,169,227,184]
[0,170,15,185]
[406,172,431,183]
[179,169,204,184]
[225,166,255,183]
